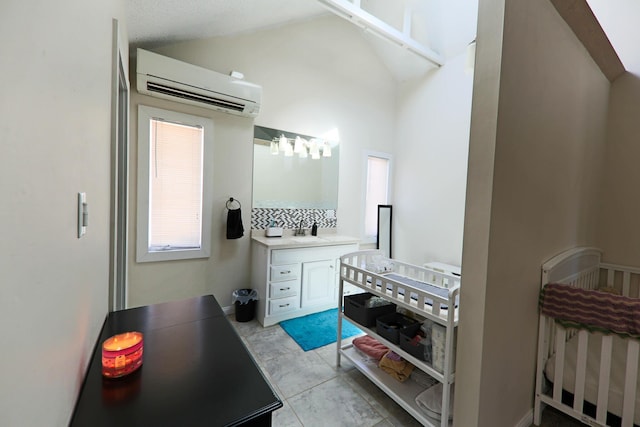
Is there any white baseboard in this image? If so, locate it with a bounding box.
[222,305,234,315]
[515,409,533,427]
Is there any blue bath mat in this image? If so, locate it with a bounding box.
[280,308,362,351]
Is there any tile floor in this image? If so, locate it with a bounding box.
[228,315,424,427]
[228,316,575,427]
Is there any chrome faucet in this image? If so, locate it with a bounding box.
[294,220,306,236]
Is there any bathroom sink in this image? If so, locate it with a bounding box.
[319,235,352,242]
[290,236,325,243]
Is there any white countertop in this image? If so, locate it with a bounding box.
[251,233,360,248]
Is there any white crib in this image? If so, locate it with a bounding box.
[534,247,640,427]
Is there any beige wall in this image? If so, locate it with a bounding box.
[0,1,126,425]
[597,72,640,265]
[455,0,610,425]
[128,16,397,308]
[128,94,255,308]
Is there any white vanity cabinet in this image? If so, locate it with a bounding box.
[251,236,358,327]
[301,259,336,308]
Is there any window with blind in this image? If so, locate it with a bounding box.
[137,106,213,262]
[363,152,392,242]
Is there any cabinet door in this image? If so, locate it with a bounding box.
[301,260,335,308]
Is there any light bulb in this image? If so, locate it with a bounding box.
[322,141,332,157]
[284,140,294,157]
[279,135,288,152]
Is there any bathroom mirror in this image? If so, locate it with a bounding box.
[377,205,392,258]
[252,125,339,209]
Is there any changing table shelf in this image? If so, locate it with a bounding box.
[340,316,451,384]
[337,250,458,427]
[340,345,452,427]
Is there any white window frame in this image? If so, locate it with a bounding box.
[362,150,393,244]
[136,105,213,262]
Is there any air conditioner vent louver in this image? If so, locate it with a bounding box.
[146,82,245,112]
[136,48,261,118]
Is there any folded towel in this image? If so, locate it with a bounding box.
[540,283,640,338]
[415,383,454,420]
[226,208,244,239]
[378,351,413,382]
[352,335,389,361]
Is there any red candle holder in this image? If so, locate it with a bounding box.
[101,332,144,378]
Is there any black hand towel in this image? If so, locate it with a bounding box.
[226,208,244,239]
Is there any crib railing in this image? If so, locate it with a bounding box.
[535,250,640,427]
[601,262,640,298]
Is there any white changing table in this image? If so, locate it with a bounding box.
[336,250,460,427]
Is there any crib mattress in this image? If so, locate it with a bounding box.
[544,331,640,424]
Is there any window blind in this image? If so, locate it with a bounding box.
[365,156,390,237]
[149,119,204,250]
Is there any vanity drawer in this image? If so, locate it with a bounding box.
[269,296,299,315]
[270,263,300,282]
[269,280,299,299]
[271,249,301,265]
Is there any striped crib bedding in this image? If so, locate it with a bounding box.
[540,283,640,339]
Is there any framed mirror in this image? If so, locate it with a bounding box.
[252,125,339,209]
[377,205,392,258]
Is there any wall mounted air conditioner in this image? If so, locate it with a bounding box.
[136,48,261,118]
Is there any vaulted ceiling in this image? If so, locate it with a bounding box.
[126,0,478,81]
[126,0,639,81]
[127,0,327,48]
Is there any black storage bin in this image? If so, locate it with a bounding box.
[400,323,431,363]
[376,312,418,344]
[343,292,396,327]
[232,289,258,322]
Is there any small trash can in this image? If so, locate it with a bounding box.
[232,289,258,322]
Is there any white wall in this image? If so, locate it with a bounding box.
[393,53,473,267]
[127,15,397,308]
[0,1,126,425]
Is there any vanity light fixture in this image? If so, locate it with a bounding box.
[279,134,288,152]
[309,138,321,159]
[294,138,309,159]
[284,145,294,156]
[265,131,334,160]
[322,141,332,157]
[293,136,304,154]
[283,137,294,157]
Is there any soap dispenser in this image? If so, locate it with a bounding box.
[311,221,318,236]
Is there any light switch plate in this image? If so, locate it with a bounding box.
[78,192,87,238]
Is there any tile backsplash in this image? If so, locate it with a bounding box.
[251,208,337,230]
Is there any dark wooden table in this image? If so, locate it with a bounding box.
[70,295,282,426]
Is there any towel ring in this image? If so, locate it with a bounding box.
[226,197,241,210]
